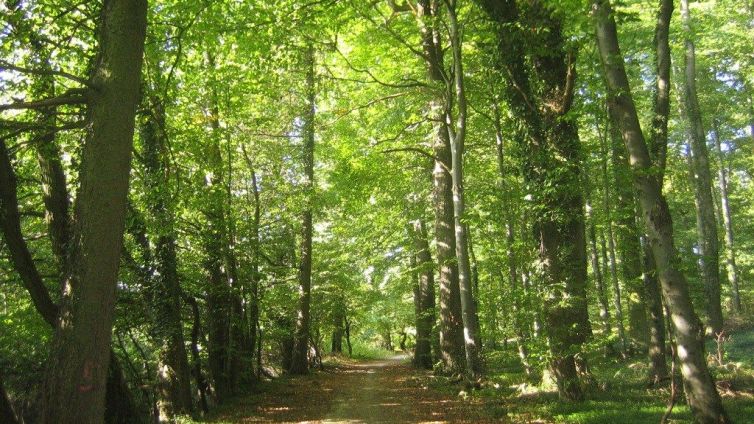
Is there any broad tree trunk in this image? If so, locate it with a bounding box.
[290,43,316,375]
[680,0,723,335]
[42,1,147,422]
[711,123,742,313]
[592,2,729,421]
[1,139,141,424]
[479,0,591,400]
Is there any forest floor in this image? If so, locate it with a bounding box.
[200,354,503,423]
[196,327,754,423]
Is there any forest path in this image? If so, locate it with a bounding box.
[207,355,501,423]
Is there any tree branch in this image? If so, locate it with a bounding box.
[0,61,92,88]
[0,89,88,112]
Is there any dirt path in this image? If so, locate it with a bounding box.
[208,355,503,423]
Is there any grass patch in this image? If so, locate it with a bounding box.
[348,341,396,360]
[472,327,754,423]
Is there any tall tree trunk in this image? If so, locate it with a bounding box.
[415,0,466,374]
[592,2,730,421]
[492,101,532,374]
[42,1,147,422]
[711,123,741,313]
[331,301,345,354]
[5,0,72,278]
[643,0,672,385]
[345,316,353,357]
[245,152,262,374]
[408,218,436,370]
[447,0,482,377]
[139,92,194,418]
[601,227,627,352]
[289,43,316,375]
[204,52,233,401]
[609,119,647,351]
[224,145,247,388]
[2,137,141,424]
[479,0,591,400]
[586,197,611,336]
[0,138,59,326]
[642,234,668,384]
[680,0,723,335]
[185,296,210,414]
[599,124,628,353]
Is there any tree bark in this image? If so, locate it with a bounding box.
[592,1,729,421]
[680,0,723,335]
[248,156,262,373]
[185,295,210,414]
[6,0,72,279]
[601,227,627,352]
[290,43,316,375]
[42,0,147,422]
[2,135,141,424]
[492,101,533,374]
[642,233,668,384]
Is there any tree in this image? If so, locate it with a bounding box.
[680,0,724,336]
[41,0,148,422]
[592,0,729,421]
[415,0,467,374]
[290,43,316,375]
[478,0,592,400]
